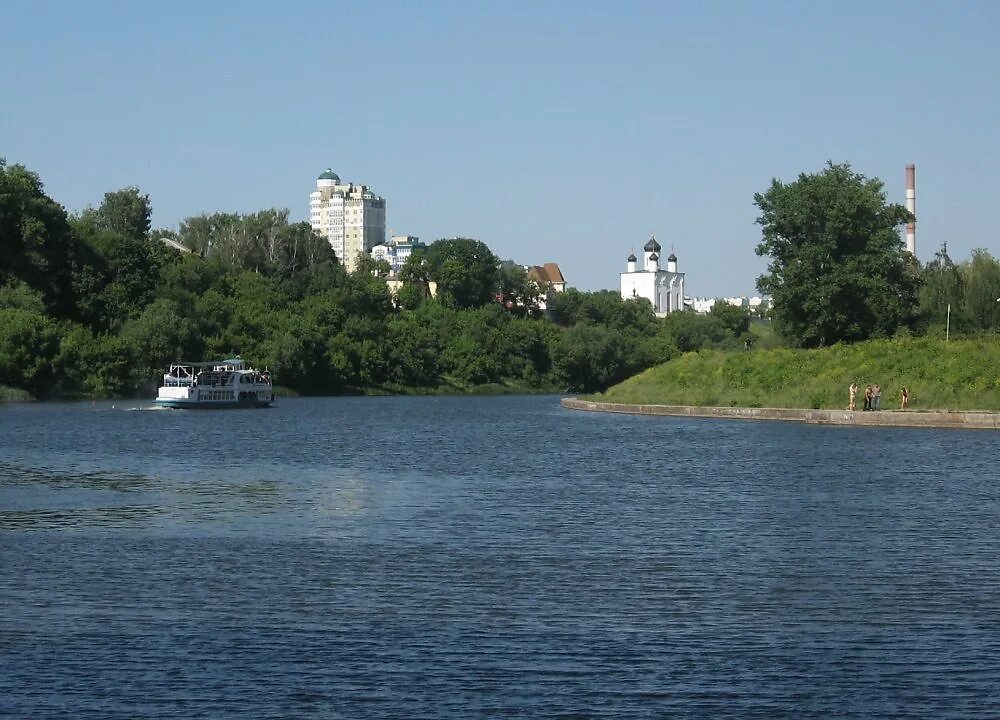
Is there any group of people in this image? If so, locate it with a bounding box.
[848,382,909,411]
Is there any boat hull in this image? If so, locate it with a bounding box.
[153,398,273,409]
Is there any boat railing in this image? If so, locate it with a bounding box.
[163,375,197,387]
[161,360,270,388]
[164,365,197,387]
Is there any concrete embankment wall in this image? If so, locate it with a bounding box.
[561,398,1000,430]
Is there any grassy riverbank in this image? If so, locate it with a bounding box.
[365,375,563,396]
[591,336,1000,411]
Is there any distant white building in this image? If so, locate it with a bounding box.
[620,235,685,316]
[371,235,426,275]
[690,297,717,313]
[689,295,773,315]
[309,168,386,273]
[748,296,771,314]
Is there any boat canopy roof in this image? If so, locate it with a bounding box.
[169,357,250,371]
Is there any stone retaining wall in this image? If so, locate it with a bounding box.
[560,398,1000,430]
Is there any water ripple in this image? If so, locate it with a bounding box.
[1,396,999,718]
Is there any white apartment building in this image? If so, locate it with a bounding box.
[309,168,386,273]
[370,235,426,275]
[689,295,773,314]
[690,297,718,313]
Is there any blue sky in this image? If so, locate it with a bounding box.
[3,1,999,296]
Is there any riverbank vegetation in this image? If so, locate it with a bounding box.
[754,163,922,346]
[593,163,1000,410]
[0,159,754,400]
[753,163,1000,345]
[591,337,1000,411]
[4,158,999,404]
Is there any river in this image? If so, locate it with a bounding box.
[1,395,998,718]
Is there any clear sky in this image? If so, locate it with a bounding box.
[3,1,999,296]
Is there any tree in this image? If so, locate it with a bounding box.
[0,279,46,314]
[547,288,656,331]
[72,218,171,330]
[423,238,500,309]
[177,213,217,257]
[546,287,589,327]
[396,252,432,308]
[498,262,541,317]
[396,282,427,310]
[918,242,966,331]
[384,312,442,387]
[119,298,201,388]
[0,160,80,317]
[53,326,135,398]
[278,222,337,278]
[176,210,335,277]
[755,162,920,347]
[244,208,289,270]
[82,187,152,241]
[178,212,243,264]
[552,323,629,392]
[708,301,750,339]
[662,311,733,352]
[963,249,1000,331]
[0,306,60,396]
[354,252,391,278]
[440,305,508,384]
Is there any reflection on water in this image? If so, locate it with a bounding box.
[1,396,999,719]
[0,462,153,491]
[0,504,160,529]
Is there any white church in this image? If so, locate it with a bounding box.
[620,235,686,316]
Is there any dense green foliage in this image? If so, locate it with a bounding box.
[0,159,81,318]
[421,238,500,309]
[80,187,152,242]
[544,289,754,391]
[596,337,1000,411]
[917,243,1000,336]
[0,160,755,400]
[8,157,994,407]
[755,162,920,347]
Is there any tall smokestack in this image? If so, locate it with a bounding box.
[905,164,916,255]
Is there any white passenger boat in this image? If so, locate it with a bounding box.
[154,357,274,409]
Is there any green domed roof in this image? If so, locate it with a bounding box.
[318,168,340,181]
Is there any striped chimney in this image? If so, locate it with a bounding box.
[905,164,916,255]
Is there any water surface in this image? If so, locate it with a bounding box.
[1,396,998,718]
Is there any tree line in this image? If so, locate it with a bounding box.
[6,158,983,402]
[754,161,1000,347]
[0,159,751,400]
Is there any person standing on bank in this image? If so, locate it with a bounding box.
[873,383,882,411]
[849,382,859,411]
[900,387,910,410]
[863,385,873,411]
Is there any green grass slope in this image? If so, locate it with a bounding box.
[593,337,1000,411]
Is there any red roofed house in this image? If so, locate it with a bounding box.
[526,262,567,310]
